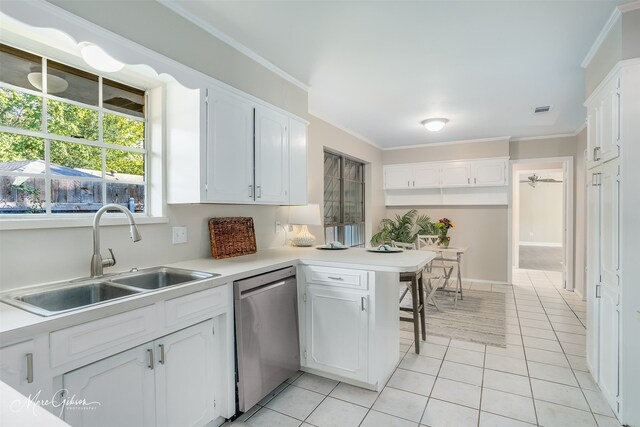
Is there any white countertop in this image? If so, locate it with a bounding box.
[0,247,435,343]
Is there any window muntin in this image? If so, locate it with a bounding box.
[323,151,366,247]
[0,44,146,215]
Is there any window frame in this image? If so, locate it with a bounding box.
[0,45,158,223]
[323,150,366,247]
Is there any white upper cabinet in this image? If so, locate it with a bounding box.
[587,72,621,169]
[383,165,413,189]
[472,159,507,186]
[441,162,471,187]
[206,88,255,203]
[254,107,289,204]
[166,82,307,205]
[289,118,308,205]
[412,164,440,188]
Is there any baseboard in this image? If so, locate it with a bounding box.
[519,241,562,248]
[462,277,511,286]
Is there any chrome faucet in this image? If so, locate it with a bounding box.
[91,203,142,277]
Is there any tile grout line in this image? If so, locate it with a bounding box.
[512,275,541,426]
[527,270,601,426]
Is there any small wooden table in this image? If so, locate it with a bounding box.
[420,246,468,304]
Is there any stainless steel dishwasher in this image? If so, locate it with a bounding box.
[234,266,300,412]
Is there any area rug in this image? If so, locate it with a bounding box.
[400,287,507,348]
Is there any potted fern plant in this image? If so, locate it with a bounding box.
[370,210,434,246]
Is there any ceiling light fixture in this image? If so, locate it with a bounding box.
[27,72,68,93]
[421,118,449,132]
[80,42,124,73]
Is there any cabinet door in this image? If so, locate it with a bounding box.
[383,165,411,189]
[206,89,255,203]
[598,77,620,164]
[597,161,620,414]
[585,173,601,372]
[289,118,308,205]
[0,340,37,398]
[412,164,440,188]
[156,320,216,427]
[304,286,369,382]
[255,106,289,204]
[63,345,156,427]
[587,106,600,169]
[472,160,506,186]
[441,162,471,187]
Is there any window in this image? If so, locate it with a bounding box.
[323,150,366,247]
[0,44,147,215]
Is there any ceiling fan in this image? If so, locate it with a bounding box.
[520,173,563,188]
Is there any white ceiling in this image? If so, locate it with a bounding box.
[161,0,620,149]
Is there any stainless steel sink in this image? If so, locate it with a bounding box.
[0,267,219,316]
[110,267,216,290]
[3,281,142,316]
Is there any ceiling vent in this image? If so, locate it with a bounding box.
[534,105,551,114]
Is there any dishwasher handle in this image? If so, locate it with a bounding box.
[240,280,290,299]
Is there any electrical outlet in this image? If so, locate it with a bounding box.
[172,226,188,244]
[275,221,282,233]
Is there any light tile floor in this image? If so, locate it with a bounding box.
[228,269,621,427]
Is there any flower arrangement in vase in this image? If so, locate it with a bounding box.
[434,218,455,247]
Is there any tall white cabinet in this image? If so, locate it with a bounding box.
[585,61,640,422]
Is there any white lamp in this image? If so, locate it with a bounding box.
[421,118,449,132]
[289,204,321,247]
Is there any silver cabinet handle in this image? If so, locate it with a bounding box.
[412,180,415,187]
[474,177,477,184]
[147,348,154,370]
[467,177,470,184]
[249,185,253,198]
[256,185,262,198]
[407,181,410,187]
[327,276,344,281]
[361,297,366,311]
[158,344,165,365]
[26,353,33,384]
[593,146,601,161]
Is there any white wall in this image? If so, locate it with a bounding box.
[518,172,564,245]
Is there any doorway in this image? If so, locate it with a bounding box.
[509,157,574,289]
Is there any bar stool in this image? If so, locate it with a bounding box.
[392,241,426,354]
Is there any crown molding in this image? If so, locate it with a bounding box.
[309,112,383,150]
[157,0,310,92]
[510,132,577,142]
[618,0,640,13]
[383,136,511,151]
[581,8,622,69]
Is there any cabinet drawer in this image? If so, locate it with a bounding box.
[165,285,229,328]
[304,266,368,290]
[50,305,156,368]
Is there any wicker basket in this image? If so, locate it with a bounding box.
[208,217,257,259]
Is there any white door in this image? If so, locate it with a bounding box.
[472,160,506,186]
[63,345,156,427]
[156,320,216,427]
[585,171,601,373]
[597,160,620,414]
[0,340,37,398]
[383,165,412,189]
[255,106,289,204]
[206,88,255,203]
[412,164,440,188]
[598,77,620,165]
[304,286,369,382]
[441,162,471,187]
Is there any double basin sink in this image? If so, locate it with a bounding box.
[1,267,219,316]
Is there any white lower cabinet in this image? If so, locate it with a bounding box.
[304,286,369,382]
[0,339,38,398]
[299,266,399,390]
[63,320,216,427]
